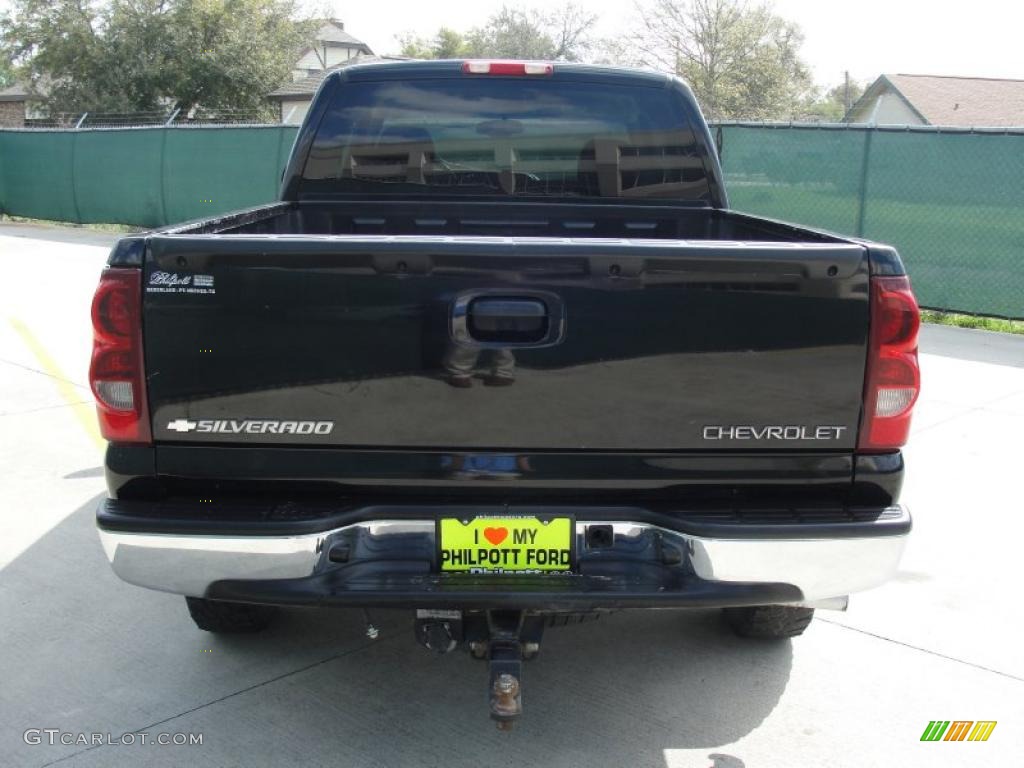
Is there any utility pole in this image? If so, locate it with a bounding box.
[844,70,851,113]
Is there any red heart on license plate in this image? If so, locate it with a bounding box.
[484,526,509,546]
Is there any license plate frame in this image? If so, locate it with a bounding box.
[436,515,575,574]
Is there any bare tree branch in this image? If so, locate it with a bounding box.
[617,0,812,120]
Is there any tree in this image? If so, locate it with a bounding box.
[161,0,317,117]
[398,26,469,59]
[0,0,317,118]
[801,77,866,121]
[464,7,557,60]
[0,46,14,88]
[625,0,813,120]
[549,4,598,61]
[434,27,469,59]
[399,3,596,62]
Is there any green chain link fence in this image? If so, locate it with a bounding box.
[0,123,1021,317]
[0,125,299,229]
[717,123,1024,318]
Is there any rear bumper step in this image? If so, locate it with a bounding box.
[97,501,910,607]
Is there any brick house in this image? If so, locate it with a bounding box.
[0,83,31,127]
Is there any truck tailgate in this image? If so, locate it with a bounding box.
[142,235,868,451]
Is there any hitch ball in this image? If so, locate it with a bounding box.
[491,673,522,730]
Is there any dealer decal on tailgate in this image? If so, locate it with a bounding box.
[438,516,573,574]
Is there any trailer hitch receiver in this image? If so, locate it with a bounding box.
[479,611,544,730]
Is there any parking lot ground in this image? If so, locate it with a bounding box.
[1,223,1022,768]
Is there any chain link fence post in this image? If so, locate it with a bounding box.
[854,127,873,238]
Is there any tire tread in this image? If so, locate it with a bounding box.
[724,605,814,639]
[185,597,275,633]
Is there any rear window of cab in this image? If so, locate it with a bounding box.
[301,78,712,201]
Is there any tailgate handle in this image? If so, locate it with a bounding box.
[467,297,548,344]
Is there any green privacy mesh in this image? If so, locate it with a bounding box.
[718,124,1024,318]
[0,124,1021,317]
[0,126,298,229]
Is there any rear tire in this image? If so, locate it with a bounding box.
[185,597,276,633]
[723,605,814,639]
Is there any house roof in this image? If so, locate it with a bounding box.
[268,56,409,99]
[0,82,32,102]
[852,74,1024,127]
[314,20,372,50]
[284,20,373,85]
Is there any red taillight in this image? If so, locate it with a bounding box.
[89,269,151,444]
[461,60,553,76]
[859,275,920,452]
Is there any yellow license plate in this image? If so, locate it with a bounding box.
[438,516,574,573]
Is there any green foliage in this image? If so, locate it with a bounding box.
[464,7,559,60]
[2,214,141,233]
[0,48,13,88]
[398,26,469,59]
[433,28,470,59]
[0,0,316,118]
[920,310,1024,335]
[627,0,813,121]
[801,78,866,122]
[399,3,596,62]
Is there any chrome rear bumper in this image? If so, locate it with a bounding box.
[98,511,910,605]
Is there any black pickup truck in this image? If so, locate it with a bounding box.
[92,60,919,727]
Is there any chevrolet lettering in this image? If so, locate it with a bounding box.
[703,425,848,441]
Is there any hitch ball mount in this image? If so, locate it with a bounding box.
[414,609,547,730]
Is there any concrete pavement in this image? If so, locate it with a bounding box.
[1,223,1022,767]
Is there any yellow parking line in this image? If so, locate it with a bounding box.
[9,317,104,451]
